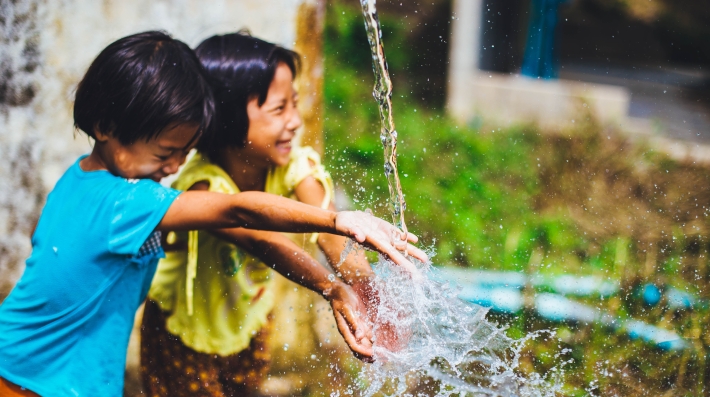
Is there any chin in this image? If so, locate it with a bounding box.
[271,153,291,166]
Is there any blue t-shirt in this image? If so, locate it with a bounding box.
[0,156,180,397]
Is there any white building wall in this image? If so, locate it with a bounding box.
[446,0,631,129]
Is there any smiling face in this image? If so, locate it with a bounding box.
[93,123,199,181]
[242,62,302,168]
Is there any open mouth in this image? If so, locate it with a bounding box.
[275,140,292,153]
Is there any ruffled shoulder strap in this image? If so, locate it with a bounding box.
[270,146,334,209]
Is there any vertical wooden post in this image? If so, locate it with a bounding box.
[293,0,325,155]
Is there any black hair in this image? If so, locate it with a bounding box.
[194,31,299,156]
[74,31,214,146]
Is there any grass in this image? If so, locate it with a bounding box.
[321,2,710,395]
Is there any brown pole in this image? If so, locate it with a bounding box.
[293,0,326,156]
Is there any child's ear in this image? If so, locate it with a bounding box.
[93,126,110,142]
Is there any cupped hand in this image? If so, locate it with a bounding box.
[334,211,428,278]
[351,277,411,354]
[326,280,375,362]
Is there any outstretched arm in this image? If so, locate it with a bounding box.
[209,226,374,361]
[158,190,335,233]
[158,189,427,274]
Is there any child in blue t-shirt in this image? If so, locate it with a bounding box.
[0,31,425,397]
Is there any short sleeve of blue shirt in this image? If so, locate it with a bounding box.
[109,179,179,255]
[0,157,181,397]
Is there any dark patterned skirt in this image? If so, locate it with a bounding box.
[140,299,272,397]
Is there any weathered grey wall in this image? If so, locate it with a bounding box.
[0,0,45,299]
[0,0,324,298]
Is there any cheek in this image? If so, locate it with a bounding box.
[135,161,162,174]
[122,152,161,176]
[247,125,279,149]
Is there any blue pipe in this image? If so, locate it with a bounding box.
[432,268,688,351]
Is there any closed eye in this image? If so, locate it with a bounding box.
[269,99,288,114]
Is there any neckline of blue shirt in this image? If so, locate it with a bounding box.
[72,154,115,179]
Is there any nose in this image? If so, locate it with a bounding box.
[286,105,302,133]
[162,153,185,176]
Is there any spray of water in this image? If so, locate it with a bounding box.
[352,1,569,395]
[345,247,568,397]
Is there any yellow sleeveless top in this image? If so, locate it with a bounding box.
[147,146,334,356]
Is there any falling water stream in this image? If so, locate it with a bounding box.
[349,1,568,396]
[360,0,407,234]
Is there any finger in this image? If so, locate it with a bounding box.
[405,232,419,244]
[368,238,422,278]
[349,225,367,243]
[340,302,370,341]
[391,232,409,250]
[406,244,428,263]
[334,310,374,359]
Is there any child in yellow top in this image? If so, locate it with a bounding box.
[140,32,416,396]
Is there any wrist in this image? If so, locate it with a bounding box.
[330,211,340,235]
[319,276,347,299]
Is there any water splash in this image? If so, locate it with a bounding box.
[352,253,568,397]
[359,0,407,235]
[354,2,568,394]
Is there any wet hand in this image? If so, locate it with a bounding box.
[326,280,375,362]
[351,277,410,354]
[334,211,428,278]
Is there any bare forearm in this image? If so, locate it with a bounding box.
[212,227,338,296]
[229,192,337,234]
[159,190,337,233]
[210,227,373,359]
